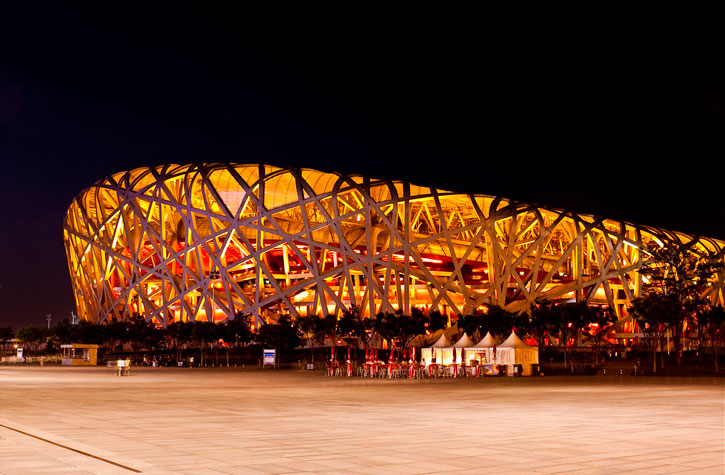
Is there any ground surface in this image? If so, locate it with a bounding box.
[0,366,722,474]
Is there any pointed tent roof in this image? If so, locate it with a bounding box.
[472,332,498,348]
[498,331,536,349]
[453,333,476,347]
[426,332,453,348]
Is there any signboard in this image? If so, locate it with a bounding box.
[16,347,23,358]
[263,349,276,366]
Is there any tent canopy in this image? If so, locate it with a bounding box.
[495,331,539,373]
[472,332,498,348]
[452,333,476,348]
[426,333,453,348]
[498,331,536,349]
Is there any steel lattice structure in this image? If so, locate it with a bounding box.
[64,163,725,327]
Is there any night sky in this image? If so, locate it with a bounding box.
[1,5,722,329]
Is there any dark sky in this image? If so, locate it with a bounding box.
[0,5,722,329]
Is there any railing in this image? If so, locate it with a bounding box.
[326,361,503,379]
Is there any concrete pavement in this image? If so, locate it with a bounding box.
[0,366,722,474]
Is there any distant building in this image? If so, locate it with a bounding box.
[64,164,725,328]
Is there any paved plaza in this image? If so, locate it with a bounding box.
[0,366,723,474]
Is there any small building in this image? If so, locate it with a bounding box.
[61,343,99,366]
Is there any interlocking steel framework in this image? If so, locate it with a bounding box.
[63,163,725,327]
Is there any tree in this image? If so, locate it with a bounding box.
[191,321,221,366]
[0,326,13,341]
[692,299,713,364]
[584,306,617,364]
[516,299,558,362]
[457,313,482,339]
[218,313,252,366]
[407,307,429,342]
[630,293,678,372]
[255,315,301,356]
[554,302,592,368]
[15,325,49,353]
[296,314,337,362]
[337,305,366,347]
[103,320,131,352]
[373,312,399,349]
[638,240,724,364]
[166,320,194,362]
[698,305,725,372]
[395,313,425,349]
[51,319,75,344]
[426,309,447,333]
[73,321,105,344]
[224,312,253,347]
[482,305,515,341]
[124,314,163,353]
[297,315,319,362]
[320,314,340,360]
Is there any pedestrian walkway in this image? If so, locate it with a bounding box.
[0,366,722,474]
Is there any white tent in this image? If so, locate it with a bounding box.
[472,332,498,348]
[421,332,452,365]
[496,331,539,376]
[464,332,498,366]
[452,333,476,364]
[452,333,476,347]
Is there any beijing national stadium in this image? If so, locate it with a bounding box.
[63,163,725,331]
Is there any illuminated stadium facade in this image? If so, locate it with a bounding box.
[64,163,725,328]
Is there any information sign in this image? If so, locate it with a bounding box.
[263,349,276,366]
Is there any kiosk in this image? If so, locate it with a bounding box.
[61,344,99,366]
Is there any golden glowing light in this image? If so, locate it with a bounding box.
[63,163,725,326]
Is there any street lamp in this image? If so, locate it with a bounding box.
[210,270,221,321]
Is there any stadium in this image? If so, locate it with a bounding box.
[63,163,725,329]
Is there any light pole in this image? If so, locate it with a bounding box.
[210,270,221,321]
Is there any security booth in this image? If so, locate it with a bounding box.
[61,344,99,366]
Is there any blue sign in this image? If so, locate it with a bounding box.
[263,349,276,366]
